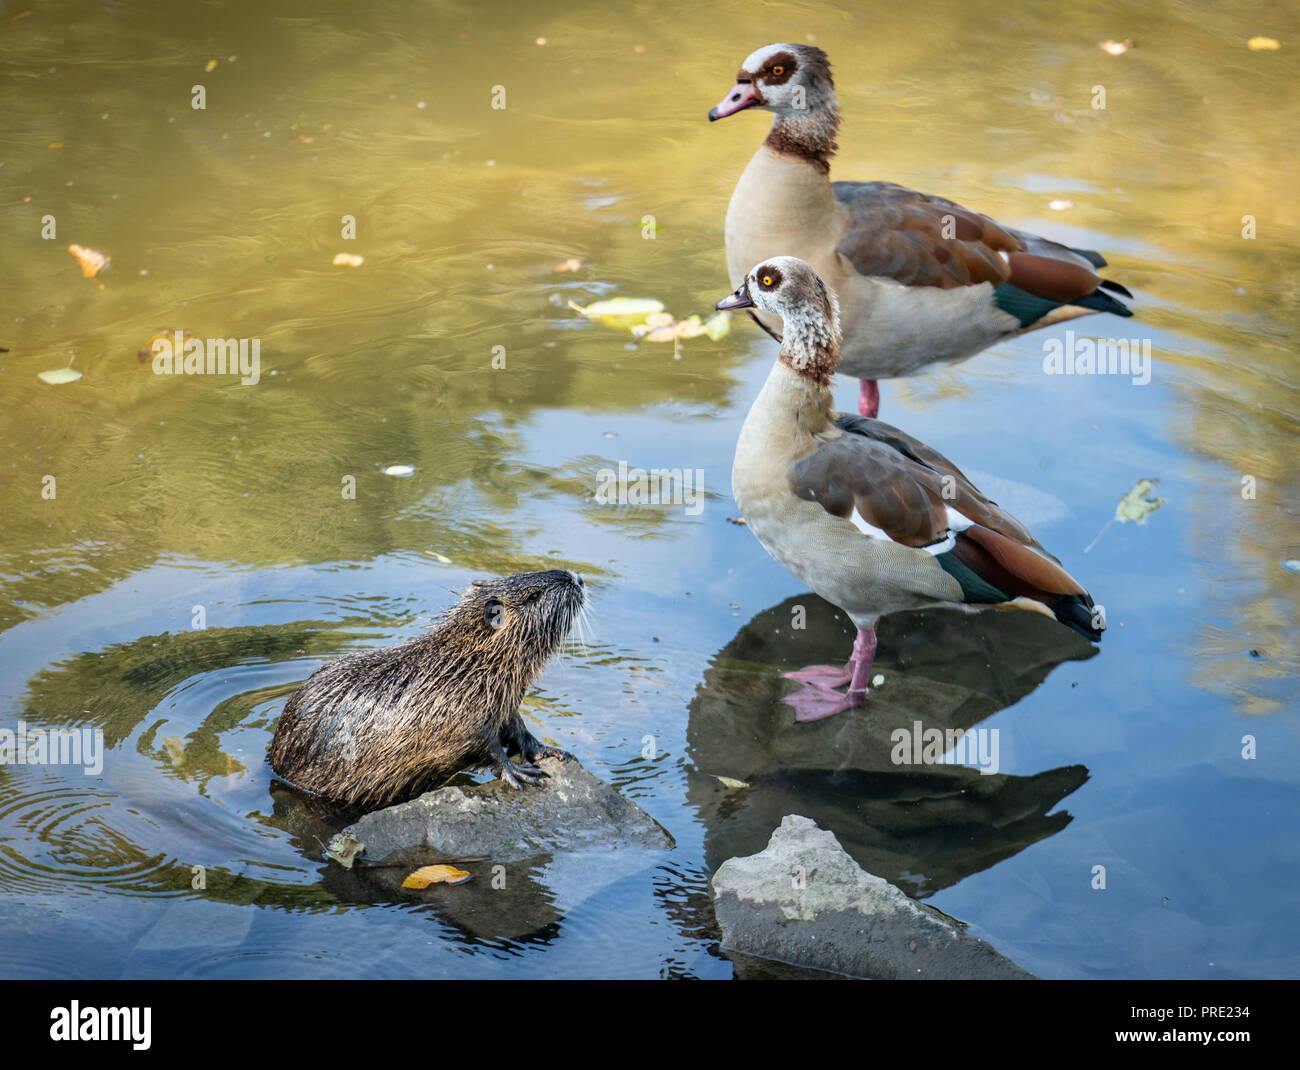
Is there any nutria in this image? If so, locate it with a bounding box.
[269,569,585,809]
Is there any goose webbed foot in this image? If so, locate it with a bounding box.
[780,626,877,722]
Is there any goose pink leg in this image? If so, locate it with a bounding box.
[780,626,878,722]
[858,378,880,419]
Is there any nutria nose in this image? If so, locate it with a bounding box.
[567,570,584,588]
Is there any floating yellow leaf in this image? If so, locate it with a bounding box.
[553,257,583,273]
[713,775,751,790]
[205,59,218,71]
[37,366,82,385]
[402,864,471,889]
[1247,36,1280,51]
[424,550,452,563]
[1115,478,1166,524]
[1085,478,1166,552]
[567,296,665,330]
[68,243,109,286]
[572,297,666,326]
[1099,39,1133,56]
[333,252,364,267]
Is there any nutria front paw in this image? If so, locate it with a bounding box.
[496,759,550,789]
[517,729,572,765]
[527,743,573,764]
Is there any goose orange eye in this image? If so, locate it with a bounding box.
[772,66,784,76]
[761,275,774,286]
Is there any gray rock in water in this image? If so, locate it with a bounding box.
[326,757,675,940]
[711,815,1034,980]
[334,756,673,866]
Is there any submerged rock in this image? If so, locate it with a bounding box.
[711,815,1033,980]
[333,756,672,866]
[325,757,674,941]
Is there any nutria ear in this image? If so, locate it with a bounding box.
[483,596,504,630]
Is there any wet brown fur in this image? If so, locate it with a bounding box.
[269,570,584,809]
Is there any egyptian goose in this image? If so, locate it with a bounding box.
[709,43,1133,418]
[717,257,1103,721]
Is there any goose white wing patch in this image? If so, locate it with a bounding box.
[847,504,968,555]
[847,508,891,542]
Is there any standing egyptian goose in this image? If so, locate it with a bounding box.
[718,257,1103,722]
[709,43,1133,418]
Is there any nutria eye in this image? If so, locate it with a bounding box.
[524,591,541,605]
[772,66,784,76]
[484,597,504,629]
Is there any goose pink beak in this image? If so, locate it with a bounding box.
[708,82,760,121]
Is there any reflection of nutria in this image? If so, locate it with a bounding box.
[269,570,585,808]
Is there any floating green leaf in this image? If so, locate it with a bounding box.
[568,297,665,330]
[1115,478,1166,524]
[713,774,751,790]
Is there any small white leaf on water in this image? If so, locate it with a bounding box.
[872,674,885,687]
[704,311,732,340]
[382,464,415,477]
[38,367,82,385]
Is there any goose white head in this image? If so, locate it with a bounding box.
[708,43,836,121]
[716,256,842,383]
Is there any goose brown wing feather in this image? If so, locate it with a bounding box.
[833,182,1114,306]
[789,416,1087,598]
[833,181,1018,290]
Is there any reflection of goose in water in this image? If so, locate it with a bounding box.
[686,594,1095,897]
